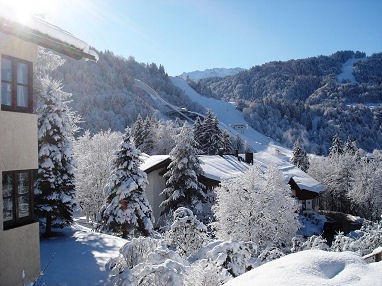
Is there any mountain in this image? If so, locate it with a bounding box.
[54,51,204,133]
[179,67,245,81]
[186,51,382,154]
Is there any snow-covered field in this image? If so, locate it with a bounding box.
[37,218,126,286]
[224,250,382,286]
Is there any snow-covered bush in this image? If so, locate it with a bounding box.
[256,247,285,265]
[333,219,382,256]
[199,240,256,278]
[301,235,329,251]
[213,164,299,250]
[166,207,209,258]
[107,237,188,286]
[184,260,231,286]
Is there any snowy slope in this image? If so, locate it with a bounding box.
[171,76,293,158]
[179,67,244,81]
[224,250,382,286]
[337,57,365,84]
[38,219,126,285]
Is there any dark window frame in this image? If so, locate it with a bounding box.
[1,55,33,113]
[2,170,36,230]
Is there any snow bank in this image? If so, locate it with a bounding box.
[224,250,382,286]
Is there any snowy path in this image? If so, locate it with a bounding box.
[38,220,126,286]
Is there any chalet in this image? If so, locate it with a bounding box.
[0,12,95,286]
[140,152,325,225]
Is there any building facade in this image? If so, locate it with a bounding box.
[0,14,95,286]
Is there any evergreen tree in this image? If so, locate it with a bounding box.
[329,134,343,157]
[193,116,204,149]
[198,110,224,155]
[343,138,358,156]
[99,129,154,238]
[199,110,214,154]
[221,130,233,154]
[140,116,155,154]
[291,141,310,172]
[160,123,205,218]
[34,50,77,236]
[132,114,144,149]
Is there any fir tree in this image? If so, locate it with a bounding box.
[221,130,233,154]
[291,141,310,172]
[140,116,154,154]
[34,50,77,236]
[193,116,204,149]
[329,134,343,157]
[160,123,205,218]
[132,114,144,149]
[99,129,154,238]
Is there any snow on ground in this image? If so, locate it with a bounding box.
[171,76,292,158]
[38,218,126,286]
[224,250,382,286]
[336,57,365,84]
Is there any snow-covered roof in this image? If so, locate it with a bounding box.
[251,151,326,194]
[224,249,382,286]
[141,153,325,194]
[140,155,170,173]
[0,5,97,61]
[199,155,249,181]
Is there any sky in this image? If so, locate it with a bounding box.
[6,0,382,75]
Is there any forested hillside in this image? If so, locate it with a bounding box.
[188,51,382,154]
[54,51,203,133]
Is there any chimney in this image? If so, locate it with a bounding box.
[245,152,253,164]
[218,148,224,156]
[234,149,238,157]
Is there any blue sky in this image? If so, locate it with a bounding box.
[44,0,382,75]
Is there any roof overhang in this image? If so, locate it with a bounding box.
[0,16,97,61]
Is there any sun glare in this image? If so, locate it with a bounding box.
[0,0,55,24]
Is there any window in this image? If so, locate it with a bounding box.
[1,56,33,113]
[2,170,35,229]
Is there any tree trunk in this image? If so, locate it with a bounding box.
[45,213,52,236]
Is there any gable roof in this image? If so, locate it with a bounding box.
[252,151,325,194]
[141,153,325,195]
[0,7,97,61]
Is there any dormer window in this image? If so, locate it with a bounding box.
[1,56,33,113]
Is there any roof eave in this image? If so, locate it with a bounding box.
[0,18,97,61]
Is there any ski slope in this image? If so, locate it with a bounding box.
[171,76,292,159]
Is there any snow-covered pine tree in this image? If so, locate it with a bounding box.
[98,129,154,238]
[329,134,343,157]
[193,116,204,150]
[139,116,155,154]
[291,141,310,172]
[34,49,77,236]
[132,114,144,150]
[221,130,233,154]
[160,122,205,219]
